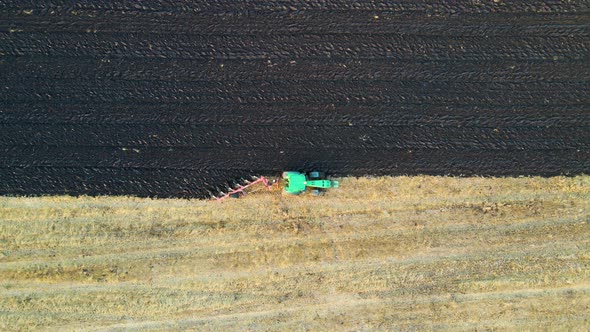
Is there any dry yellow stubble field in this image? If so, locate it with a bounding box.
[1,176,589,331]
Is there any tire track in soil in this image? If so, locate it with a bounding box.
[1,147,588,173]
[4,58,589,82]
[0,1,586,14]
[2,103,589,127]
[3,33,587,60]
[1,125,589,150]
[4,80,588,104]
[2,12,589,37]
[0,1,589,197]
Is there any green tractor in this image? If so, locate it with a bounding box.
[282,171,339,195]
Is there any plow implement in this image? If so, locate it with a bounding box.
[215,176,275,202]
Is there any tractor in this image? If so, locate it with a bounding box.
[282,171,339,195]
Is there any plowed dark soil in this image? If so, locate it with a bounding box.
[1,1,589,197]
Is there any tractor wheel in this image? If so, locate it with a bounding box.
[311,189,324,196]
[308,171,325,180]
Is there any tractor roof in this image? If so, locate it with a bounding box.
[282,171,307,194]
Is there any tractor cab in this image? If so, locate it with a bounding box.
[283,171,307,194]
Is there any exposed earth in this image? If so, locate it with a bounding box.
[1,1,589,197]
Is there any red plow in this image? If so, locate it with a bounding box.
[215,176,275,202]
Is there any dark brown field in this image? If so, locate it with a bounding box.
[1,1,589,197]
